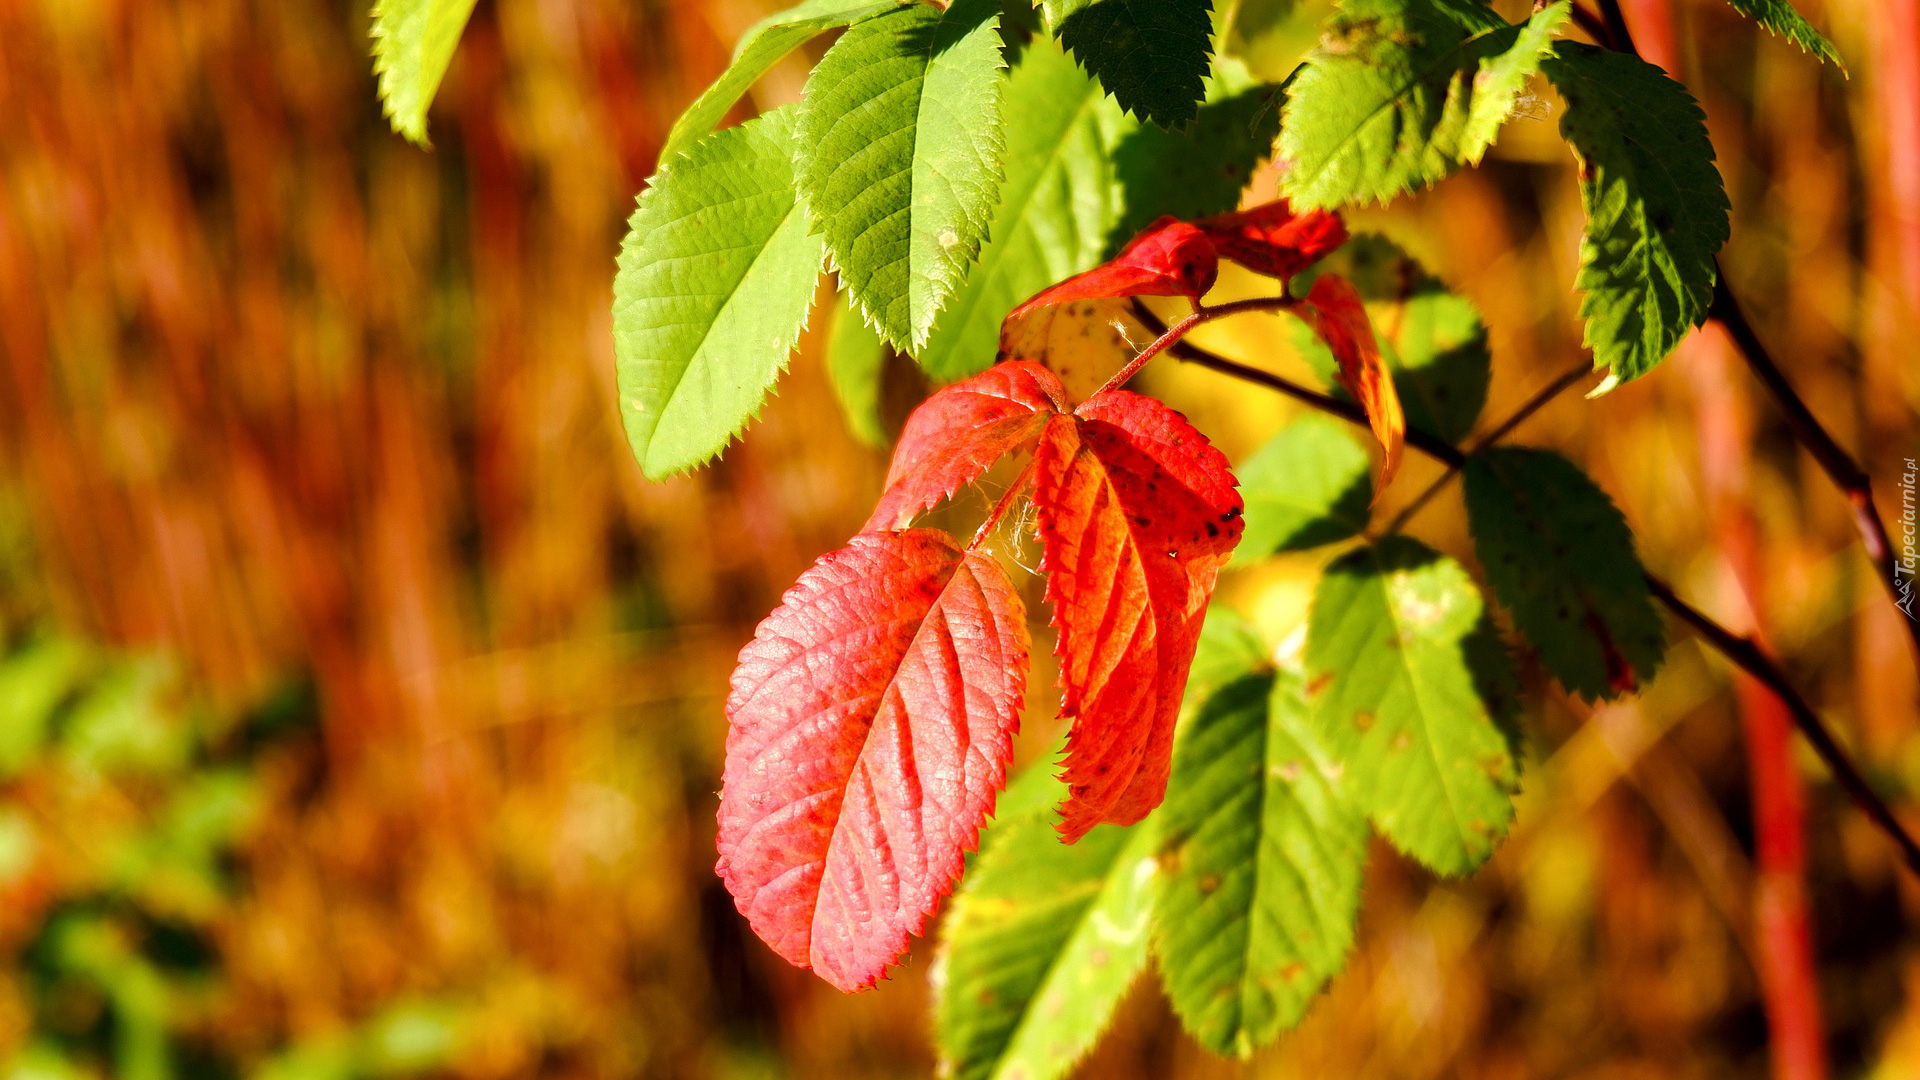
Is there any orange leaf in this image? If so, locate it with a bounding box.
[1034,391,1244,841]
[1303,274,1405,494]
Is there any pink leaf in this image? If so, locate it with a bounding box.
[1302,274,1406,493]
[864,362,1068,531]
[1197,200,1349,281]
[717,529,1030,991]
[1004,217,1219,322]
[1033,394,1243,841]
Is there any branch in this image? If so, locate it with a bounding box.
[1384,360,1594,533]
[1708,273,1920,664]
[1647,576,1920,879]
[1146,322,1920,878]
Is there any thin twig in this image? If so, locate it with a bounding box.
[1708,273,1920,664]
[1646,576,1920,879]
[1146,324,1920,878]
[1568,2,1617,47]
[1384,360,1595,533]
[1596,0,1639,54]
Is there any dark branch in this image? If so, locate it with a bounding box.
[1707,273,1920,664]
[1646,576,1920,879]
[1137,312,1920,878]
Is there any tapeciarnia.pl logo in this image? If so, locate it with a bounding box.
[1900,458,1917,619]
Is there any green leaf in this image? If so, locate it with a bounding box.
[1306,536,1520,875]
[1460,1,1570,151]
[613,107,824,479]
[1153,670,1367,1056]
[936,769,1156,1080]
[1233,415,1372,562]
[371,0,479,145]
[1189,607,1273,706]
[797,0,1007,352]
[1464,447,1665,700]
[1291,236,1491,443]
[661,0,906,160]
[1109,78,1284,247]
[1043,0,1217,130]
[1543,44,1730,384]
[917,40,1129,381]
[1724,0,1844,69]
[0,636,88,778]
[1278,0,1568,209]
[825,291,890,447]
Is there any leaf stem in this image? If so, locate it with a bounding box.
[1150,322,1920,879]
[1091,310,1204,398]
[1092,295,1300,399]
[1383,359,1595,533]
[969,458,1041,550]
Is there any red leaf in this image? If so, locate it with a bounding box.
[1004,217,1219,322]
[995,298,1146,403]
[1034,394,1243,841]
[717,529,1030,991]
[1197,200,1349,281]
[864,362,1068,531]
[1302,274,1406,492]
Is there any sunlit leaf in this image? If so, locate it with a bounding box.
[1291,235,1491,443]
[613,107,823,479]
[1300,274,1406,492]
[717,529,1030,991]
[864,361,1067,531]
[797,0,1008,350]
[936,768,1156,1080]
[918,40,1131,382]
[1279,0,1569,208]
[1154,670,1367,1055]
[662,0,905,159]
[826,291,891,448]
[1305,537,1520,875]
[1036,391,1244,840]
[1233,415,1373,561]
[371,0,479,145]
[1542,44,1729,384]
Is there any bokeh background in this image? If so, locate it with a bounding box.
[0,0,1917,1076]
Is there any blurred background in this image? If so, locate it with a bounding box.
[0,0,1917,1076]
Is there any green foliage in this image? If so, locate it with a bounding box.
[1464,448,1666,700]
[1724,0,1844,69]
[1153,670,1367,1056]
[1107,76,1283,246]
[662,1,905,159]
[1233,416,1372,561]
[1043,0,1217,130]
[0,635,85,777]
[1292,236,1491,443]
[796,0,1007,351]
[613,107,824,480]
[1542,44,1730,385]
[1306,537,1520,875]
[1279,0,1569,209]
[826,292,891,447]
[1189,607,1274,703]
[370,0,479,145]
[935,769,1156,1080]
[916,40,1127,381]
[915,48,1279,380]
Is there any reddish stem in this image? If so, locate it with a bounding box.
[968,458,1041,550]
